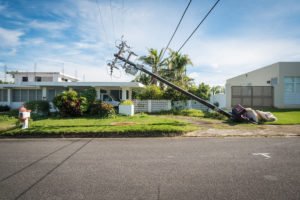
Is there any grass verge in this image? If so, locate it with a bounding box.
[262,109,300,125]
[0,114,17,132]
[0,114,198,137]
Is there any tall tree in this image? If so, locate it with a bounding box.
[139,48,166,85]
[133,72,151,85]
[196,82,211,100]
[163,49,193,87]
[210,85,225,95]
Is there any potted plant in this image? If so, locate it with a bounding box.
[119,100,134,116]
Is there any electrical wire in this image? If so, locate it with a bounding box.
[121,0,125,36]
[109,0,116,40]
[161,0,192,58]
[95,0,109,41]
[177,0,221,53]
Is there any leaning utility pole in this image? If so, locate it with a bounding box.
[108,39,232,118]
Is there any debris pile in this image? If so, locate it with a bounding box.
[232,104,277,124]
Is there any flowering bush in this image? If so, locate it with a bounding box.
[53,90,88,117]
[120,100,134,105]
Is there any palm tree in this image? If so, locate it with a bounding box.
[211,85,225,95]
[139,48,167,85]
[164,49,193,87]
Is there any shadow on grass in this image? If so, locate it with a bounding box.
[221,119,255,126]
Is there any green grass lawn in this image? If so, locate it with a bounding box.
[0,114,17,132]
[1,114,198,137]
[264,109,300,125]
[1,108,299,137]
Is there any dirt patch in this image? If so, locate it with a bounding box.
[110,122,137,126]
[179,116,300,137]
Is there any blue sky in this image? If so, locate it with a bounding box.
[0,0,300,85]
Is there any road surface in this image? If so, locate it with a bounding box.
[0,137,299,200]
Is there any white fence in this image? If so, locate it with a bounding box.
[173,100,209,111]
[210,93,226,108]
[133,99,209,113]
[133,100,171,113]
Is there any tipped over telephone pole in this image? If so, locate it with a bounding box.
[108,39,232,118]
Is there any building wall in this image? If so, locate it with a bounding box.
[14,73,58,84]
[226,62,300,109]
[1,86,133,109]
[277,62,300,108]
[210,93,226,108]
[226,63,280,109]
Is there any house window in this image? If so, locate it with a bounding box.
[22,77,28,82]
[12,89,21,102]
[0,89,8,102]
[28,90,42,101]
[46,88,64,101]
[12,89,42,102]
[284,77,300,93]
[35,77,42,82]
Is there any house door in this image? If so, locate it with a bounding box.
[231,86,273,107]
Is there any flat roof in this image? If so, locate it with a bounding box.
[7,72,79,81]
[0,82,144,88]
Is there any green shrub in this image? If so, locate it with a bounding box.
[138,85,163,100]
[7,109,19,118]
[120,100,134,105]
[0,105,10,112]
[177,109,204,117]
[53,90,88,117]
[89,101,116,118]
[80,87,97,105]
[24,100,50,116]
[204,111,226,120]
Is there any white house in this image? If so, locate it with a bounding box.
[225,62,300,109]
[0,71,144,109]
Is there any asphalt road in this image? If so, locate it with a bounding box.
[0,137,299,200]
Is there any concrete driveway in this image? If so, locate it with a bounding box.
[0,138,299,200]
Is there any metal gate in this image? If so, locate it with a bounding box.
[231,86,273,107]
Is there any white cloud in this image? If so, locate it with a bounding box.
[22,38,45,46]
[3,0,300,86]
[0,27,24,48]
[29,20,70,31]
[186,36,300,79]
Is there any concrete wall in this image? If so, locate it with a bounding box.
[277,62,300,108]
[226,62,300,109]
[210,93,226,108]
[226,63,280,109]
[14,73,57,84]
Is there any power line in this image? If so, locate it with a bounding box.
[161,0,192,58]
[177,0,221,53]
[121,0,125,36]
[109,0,116,40]
[95,0,109,41]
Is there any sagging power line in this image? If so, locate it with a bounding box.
[109,0,116,40]
[161,0,192,59]
[95,0,109,41]
[177,0,221,52]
